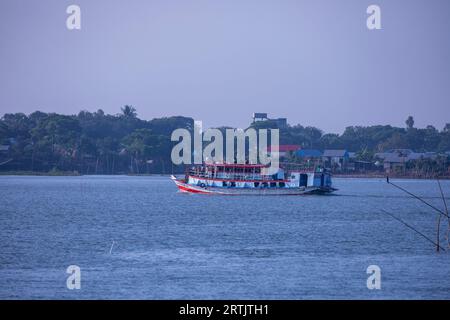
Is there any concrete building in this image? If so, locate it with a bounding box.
[252,113,287,128]
[252,113,268,122]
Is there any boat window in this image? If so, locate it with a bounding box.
[279,182,285,188]
[254,182,260,188]
[270,182,276,188]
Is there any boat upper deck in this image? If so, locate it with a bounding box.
[185,163,324,182]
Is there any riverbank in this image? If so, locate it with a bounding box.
[0,170,81,176]
[0,171,174,177]
[333,173,450,180]
[1,171,449,180]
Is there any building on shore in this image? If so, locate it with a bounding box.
[252,113,287,128]
[296,149,323,160]
[266,145,301,160]
[322,150,349,171]
[374,149,440,174]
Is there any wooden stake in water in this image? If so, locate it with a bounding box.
[109,241,115,255]
[437,179,449,248]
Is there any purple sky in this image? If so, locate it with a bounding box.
[1,0,449,133]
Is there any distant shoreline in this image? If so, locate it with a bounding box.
[0,171,169,177]
[333,173,450,180]
[1,171,449,180]
[0,171,81,176]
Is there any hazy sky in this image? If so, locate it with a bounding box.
[0,0,449,133]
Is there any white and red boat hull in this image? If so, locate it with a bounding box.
[170,175,335,196]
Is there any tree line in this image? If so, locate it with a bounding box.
[0,107,449,174]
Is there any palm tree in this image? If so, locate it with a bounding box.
[121,105,137,118]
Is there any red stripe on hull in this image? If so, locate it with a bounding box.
[176,183,215,194]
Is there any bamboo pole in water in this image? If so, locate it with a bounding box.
[386,176,450,252]
[386,176,449,218]
[380,209,446,252]
[437,213,441,252]
[437,179,449,248]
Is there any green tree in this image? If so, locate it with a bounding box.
[406,116,414,130]
[443,123,450,133]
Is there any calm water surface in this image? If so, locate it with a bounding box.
[0,176,449,299]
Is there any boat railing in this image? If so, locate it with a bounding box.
[187,170,276,181]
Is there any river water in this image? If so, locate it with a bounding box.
[0,176,449,299]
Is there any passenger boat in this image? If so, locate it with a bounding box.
[171,163,337,195]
